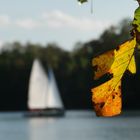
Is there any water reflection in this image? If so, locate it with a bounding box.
[28,117,63,140]
[0,111,140,140]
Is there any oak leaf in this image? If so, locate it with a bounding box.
[91,38,136,117]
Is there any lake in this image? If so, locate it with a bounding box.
[0,110,140,140]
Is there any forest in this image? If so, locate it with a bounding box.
[0,18,140,111]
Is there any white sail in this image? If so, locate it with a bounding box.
[28,59,48,109]
[46,68,64,109]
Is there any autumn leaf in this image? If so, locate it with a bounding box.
[91,38,136,117]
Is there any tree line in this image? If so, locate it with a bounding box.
[0,18,139,111]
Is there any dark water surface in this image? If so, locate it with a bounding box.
[0,111,140,140]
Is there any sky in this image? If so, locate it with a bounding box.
[0,0,138,51]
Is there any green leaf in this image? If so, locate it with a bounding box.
[78,0,88,4]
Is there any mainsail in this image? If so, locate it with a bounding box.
[28,59,48,109]
[46,68,64,109]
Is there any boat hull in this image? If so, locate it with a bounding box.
[24,108,65,117]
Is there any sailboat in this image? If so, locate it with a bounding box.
[25,59,64,117]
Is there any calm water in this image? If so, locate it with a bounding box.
[0,111,140,140]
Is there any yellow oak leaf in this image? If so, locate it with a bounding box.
[91,38,136,117]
